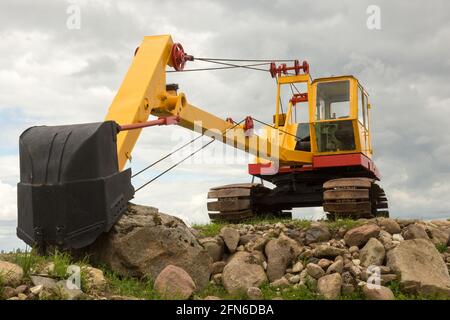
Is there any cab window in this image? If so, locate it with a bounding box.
[316,80,350,120]
[358,86,366,127]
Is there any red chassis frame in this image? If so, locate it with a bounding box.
[248,153,380,180]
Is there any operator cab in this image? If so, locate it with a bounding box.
[311,76,372,158]
[273,73,372,160]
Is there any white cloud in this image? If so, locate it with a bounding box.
[0,180,16,220]
[1,0,450,250]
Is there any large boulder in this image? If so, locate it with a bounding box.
[265,233,302,282]
[377,218,401,235]
[387,239,450,297]
[222,251,268,295]
[220,227,240,253]
[84,204,212,289]
[426,225,450,245]
[305,223,331,244]
[198,237,224,262]
[317,273,342,299]
[344,224,380,247]
[313,244,346,258]
[402,223,429,240]
[360,238,385,267]
[154,265,196,300]
[362,284,395,300]
[0,261,23,286]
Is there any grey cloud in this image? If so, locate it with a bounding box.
[0,0,450,242]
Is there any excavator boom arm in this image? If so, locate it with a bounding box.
[105,35,311,170]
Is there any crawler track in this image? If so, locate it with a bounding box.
[207,183,291,222]
[323,177,389,219]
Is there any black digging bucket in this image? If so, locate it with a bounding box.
[17,121,134,251]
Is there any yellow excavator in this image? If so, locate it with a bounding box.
[17,35,388,250]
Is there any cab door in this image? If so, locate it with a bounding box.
[357,85,371,156]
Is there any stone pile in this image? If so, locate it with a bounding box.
[197,218,450,300]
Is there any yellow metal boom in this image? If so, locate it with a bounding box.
[105,35,312,170]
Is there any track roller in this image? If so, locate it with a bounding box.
[207,183,290,222]
[323,177,389,220]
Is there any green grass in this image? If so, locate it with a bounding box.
[192,218,312,237]
[435,243,448,254]
[104,270,159,299]
[195,282,247,300]
[389,281,450,300]
[11,248,46,276]
[260,282,321,300]
[326,218,364,232]
[192,222,228,237]
[193,217,367,238]
[49,251,73,278]
[340,287,364,300]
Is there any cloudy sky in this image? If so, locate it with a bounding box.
[1,0,449,250]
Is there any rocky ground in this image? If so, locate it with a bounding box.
[1,204,450,300]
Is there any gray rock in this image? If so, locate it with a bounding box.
[83,266,107,292]
[318,258,333,269]
[326,260,344,274]
[362,284,395,300]
[222,251,267,295]
[344,224,381,247]
[317,273,342,299]
[381,273,398,285]
[239,234,258,246]
[204,295,222,300]
[306,223,331,244]
[378,218,401,235]
[220,227,240,253]
[247,287,262,300]
[306,263,325,279]
[199,237,225,262]
[30,285,43,295]
[212,273,222,285]
[2,286,16,299]
[349,265,362,278]
[360,238,385,267]
[349,246,359,254]
[210,261,226,275]
[427,226,450,245]
[248,236,269,252]
[56,280,83,300]
[402,223,429,240]
[270,277,290,288]
[387,239,450,296]
[154,265,196,300]
[313,245,346,258]
[341,271,354,284]
[84,204,212,289]
[378,230,395,251]
[292,261,304,273]
[289,275,301,284]
[14,285,28,295]
[30,275,57,290]
[0,261,23,286]
[265,234,302,282]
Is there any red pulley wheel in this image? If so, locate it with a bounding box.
[302,60,310,74]
[294,60,300,75]
[171,43,188,71]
